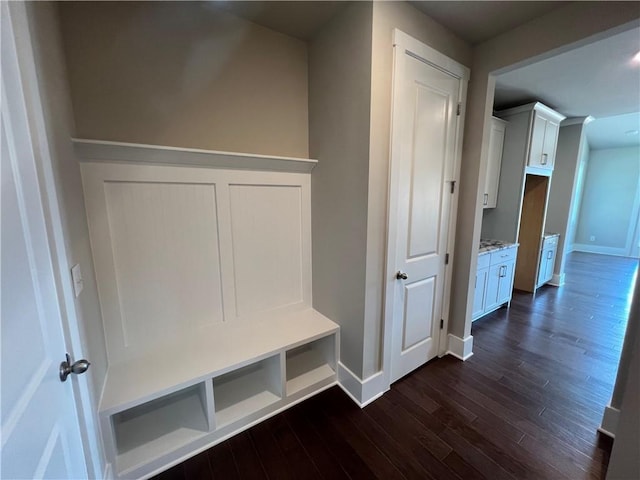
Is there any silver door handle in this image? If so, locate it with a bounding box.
[483,193,488,205]
[60,353,90,382]
[396,271,408,280]
[541,153,548,165]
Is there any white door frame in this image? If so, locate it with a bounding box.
[382,29,469,388]
[3,3,105,478]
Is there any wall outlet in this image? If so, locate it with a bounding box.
[590,235,596,242]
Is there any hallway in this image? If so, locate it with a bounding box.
[155,252,638,480]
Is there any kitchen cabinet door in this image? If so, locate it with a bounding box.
[484,117,506,209]
[486,260,515,312]
[528,112,548,169]
[527,111,559,171]
[473,267,489,319]
[537,247,556,287]
[541,120,559,169]
[484,264,502,312]
[497,260,515,306]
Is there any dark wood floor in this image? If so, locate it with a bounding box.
[154,252,638,480]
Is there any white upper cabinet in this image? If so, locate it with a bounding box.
[483,117,507,209]
[497,102,565,176]
[528,110,560,170]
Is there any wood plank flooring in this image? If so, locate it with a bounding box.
[153,252,638,480]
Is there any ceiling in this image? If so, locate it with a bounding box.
[211,1,639,148]
[494,26,640,148]
[410,1,569,45]
[494,27,640,119]
[210,1,348,40]
[586,112,640,150]
[212,1,569,44]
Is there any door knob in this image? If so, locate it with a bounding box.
[396,271,408,280]
[60,353,90,382]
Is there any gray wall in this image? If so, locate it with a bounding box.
[574,146,640,255]
[309,2,373,378]
[310,0,472,380]
[58,2,309,158]
[25,2,107,476]
[450,3,640,341]
[545,121,588,282]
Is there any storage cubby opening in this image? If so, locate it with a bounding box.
[514,174,549,292]
[112,383,209,472]
[286,334,336,396]
[213,355,282,428]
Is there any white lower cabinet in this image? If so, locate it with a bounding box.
[537,234,559,288]
[473,245,518,321]
[485,260,515,311]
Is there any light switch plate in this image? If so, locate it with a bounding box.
[71,264,84,297]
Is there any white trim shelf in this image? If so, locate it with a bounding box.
[99,308,338,479]
[72,138,318,173]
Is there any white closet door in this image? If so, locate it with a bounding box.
[387,33,467,383]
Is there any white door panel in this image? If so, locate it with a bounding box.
[402,277,436,350]
[1,3,87,478]
[389,39,465,383]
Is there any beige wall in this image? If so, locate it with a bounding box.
[450,3,640,340]
[25,2,107,476]
[364,1,472,377]
[309,2,373,378]
[58,2,309,158]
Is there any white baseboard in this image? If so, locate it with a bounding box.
[337,362,388,408]
[573,244,627,257]
[598,405,620,438]
[549,273,565,286]
[446,334,474,360]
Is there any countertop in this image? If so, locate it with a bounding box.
[479,238,519,254]
[543,232,560,239]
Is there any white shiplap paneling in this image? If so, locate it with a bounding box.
[229,185,304,319]
[105,181,224,348]
[81,159,312,363]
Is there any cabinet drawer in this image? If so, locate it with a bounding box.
[490,247,517,265]
[543,235,558,249]
[477,252,491,270]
